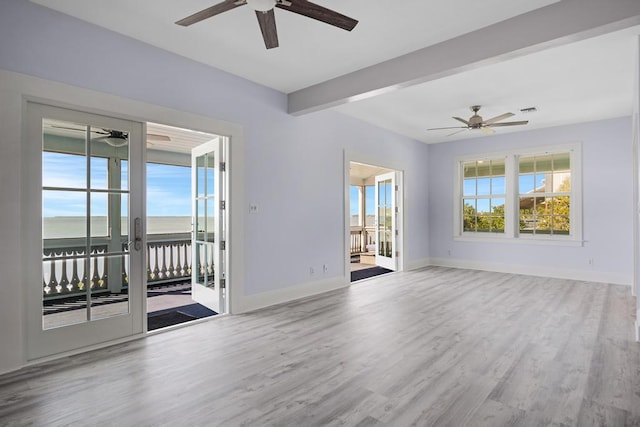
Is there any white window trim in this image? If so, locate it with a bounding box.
[454,143,583,246]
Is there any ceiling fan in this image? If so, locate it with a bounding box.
[427,105,529,136]
[175,0,359,49]
[48,124,170,147]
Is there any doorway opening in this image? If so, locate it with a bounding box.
[348,161,402,282]
[144,122,228,330]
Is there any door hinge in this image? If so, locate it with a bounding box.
[220,278,226,289]
[220,162,226,172]
[395,230,399,236]
[395,185,398,191]
[395,251,399,257]
[220,240,226,250]
[395,206,399,213]
[220,200,226,210]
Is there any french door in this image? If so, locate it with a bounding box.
[375,172,397,271]
[191,139,226,314]
[25,103,145,360]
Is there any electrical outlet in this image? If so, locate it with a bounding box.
[249,204,258,213]
[588,258,594,266]
[323,264,328,274]
[310,267,315,276]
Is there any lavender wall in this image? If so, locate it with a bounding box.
[428,117,633,284]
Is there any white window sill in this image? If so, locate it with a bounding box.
[454,234,584,247]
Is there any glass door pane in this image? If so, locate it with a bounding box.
[42,119,132,329]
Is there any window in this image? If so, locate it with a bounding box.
[349,185,376,227]
[518,153,571,236]
[365,185,375,227]
[456,145,581,243]
[462,159,505,233]
[350,185,361,226]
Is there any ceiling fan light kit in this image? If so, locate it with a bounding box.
[95,130,129,148]
[101,136,129,148]
[176,0,358,49]
[427,105,529,137]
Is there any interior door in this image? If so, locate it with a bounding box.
[375,172,397,271]
[25,103,145,361]
[191,139,225,314]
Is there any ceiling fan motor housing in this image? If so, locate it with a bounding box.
[469,115,483,128]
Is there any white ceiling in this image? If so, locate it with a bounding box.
[31,0,640,145]
[31,0,558,93]
[147,122,217,153]
[350,162,392,182]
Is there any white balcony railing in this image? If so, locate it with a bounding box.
[350,226,376,255]
[42,234,193,300]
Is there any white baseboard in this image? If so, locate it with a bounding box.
[406,258,432,271]
[428,257,631,286]
[234,276,349,314]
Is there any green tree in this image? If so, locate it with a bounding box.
[534,177,570,234]
[463,202,505,233]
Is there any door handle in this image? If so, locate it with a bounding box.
[134,217,142,251]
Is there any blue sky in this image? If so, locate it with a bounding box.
[43,152,192,217]
[463,174,545,198]
[146,163,191,216]
[350,185,375,216]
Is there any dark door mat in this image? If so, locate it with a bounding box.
[351,266,393,282]
[177,303,217,318]
[148,311,195,330]
[147,303,218,331]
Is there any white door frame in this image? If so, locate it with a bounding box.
[343,150,405,282]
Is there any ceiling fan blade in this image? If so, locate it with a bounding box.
[50,125,109,135]
[453,117,470,126]
[147,133,171,142]
[255,9,279,49]
[484,112,515,125]
[447,129,468,137]
[176,0,245,26]
[276,0,358,31]
[427,126,467,131]
[487,121,529,127]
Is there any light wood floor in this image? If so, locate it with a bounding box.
[1,267,639,426]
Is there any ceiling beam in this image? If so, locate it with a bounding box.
[288,0,640,116]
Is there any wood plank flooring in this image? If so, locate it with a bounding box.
[1,266,639,426]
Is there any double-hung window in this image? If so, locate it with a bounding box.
[518,152,571,236]
[456,145,581,244]
[462,159,506,233]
